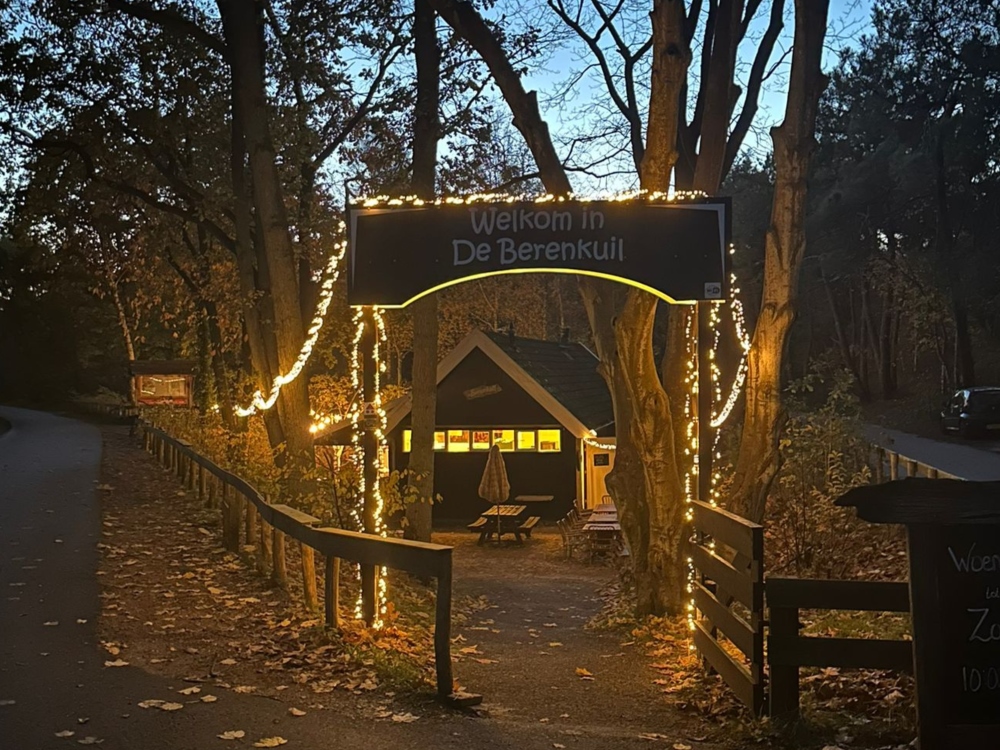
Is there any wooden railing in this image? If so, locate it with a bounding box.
[690,500,766,715]
[139,422,471,703]
[766,577,912,719]
[873,446,962,481]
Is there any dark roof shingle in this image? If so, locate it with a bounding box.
[485,331,614,431]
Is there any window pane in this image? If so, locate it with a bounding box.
[402,429,412,453]
[492,429,515,451]
[516,430,536,451]
[472,430,491,450]
[447,429,470,452]
[538,429,561,452]
[433,431,446,450]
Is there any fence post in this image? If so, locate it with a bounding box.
[768,603,800,720]
[325,556,341,630]
[198,464,206,504]
[927,467,939,479]
[222,484,241,552]
[246,499,259,550]
[259,519,271,573]
[904,458,918,479]
[434,555,454,698]
[889,451,899,480]
[300,543,318,612]
[272,528,287,587]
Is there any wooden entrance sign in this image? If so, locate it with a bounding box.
[838,478,1000,750]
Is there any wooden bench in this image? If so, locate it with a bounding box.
[518,516,540,537]
[467,517,489,532]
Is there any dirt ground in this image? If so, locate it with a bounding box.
[95,424,914,750]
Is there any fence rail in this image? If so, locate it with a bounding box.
[873,446,962,481]
[690,501,766,715]
[766,577,912,719]
[139,421,471,703]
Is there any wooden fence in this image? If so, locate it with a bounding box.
[690,500,766,715]
[139,422,473,704]
[873,446,961,481]
[766,577,912,719]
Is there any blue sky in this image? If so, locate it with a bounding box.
[521,0,874,190]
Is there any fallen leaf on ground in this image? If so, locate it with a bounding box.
[159,703,183,711]
[55,730,75,738]
[137,700,164,709]
[76,619,87,624]
[575,667,594,680]
[673,744,692,750]
[253,737,288,747]
[178,687,200,695]
[232,686,255,694]
[0,700,14,706]
[391,713,419,723]
[104,659,129,668]
[459,646,480,654]
[638,733,669,741]
[548,642,563,647]
[288,707,306,717]
[200,695,218,703]
[219,658,237,665]
[43,621,59,626]
[76,738,103,745]
[218,730,245,740]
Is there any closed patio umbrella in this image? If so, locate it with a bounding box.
[478,444,510,540]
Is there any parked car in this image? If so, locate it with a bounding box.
[940,387,1000,438]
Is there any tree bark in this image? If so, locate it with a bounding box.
[405,0,440,543]
[730,0,830,523]
[219,0,313,474]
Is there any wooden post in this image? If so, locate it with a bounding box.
[889,451,899,480]
[360,306,378,626]
[300,543,318,611]
[324,556,341,629]
[222,484,241,552]
[198,464,207,505]
[768,603,800,720]
[927,467,939,479]
[272,527,286,586]
[259,519,271,573]
[696,302,714,505]
[246,497,258,550]
[434,557,454,698]
[904,458,918,479]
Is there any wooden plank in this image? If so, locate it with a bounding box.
[767,635,913,671]
[306,527,452,580]
[693,582,756,659]
[766,577,910,612]
[691,501,762,561]
[272,528,287,586]
[271,504,321,526]
[692,621,757,709]
[691,543,753,608]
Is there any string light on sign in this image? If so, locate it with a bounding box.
[235,237,347,417]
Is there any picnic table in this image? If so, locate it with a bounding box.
[582,503,621,559]
[467,504,539,544]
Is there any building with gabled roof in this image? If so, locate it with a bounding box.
[318,328,617,522]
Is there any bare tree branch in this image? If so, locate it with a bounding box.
[106,0,225,56]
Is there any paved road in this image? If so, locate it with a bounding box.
[865,424,1000,481]
[0,408,532,750]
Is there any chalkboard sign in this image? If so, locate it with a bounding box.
[927,525,1000,725]
[837,477,1000,749]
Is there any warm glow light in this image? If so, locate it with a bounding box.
[236,239,347,416]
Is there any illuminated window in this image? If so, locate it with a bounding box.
[402,429,412,452]
[516,430,536,451]
[447,430,470,452]
[538,429,561,452]
[433,431,446,450]
[472,430,491,450]
[492,429,514,451]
